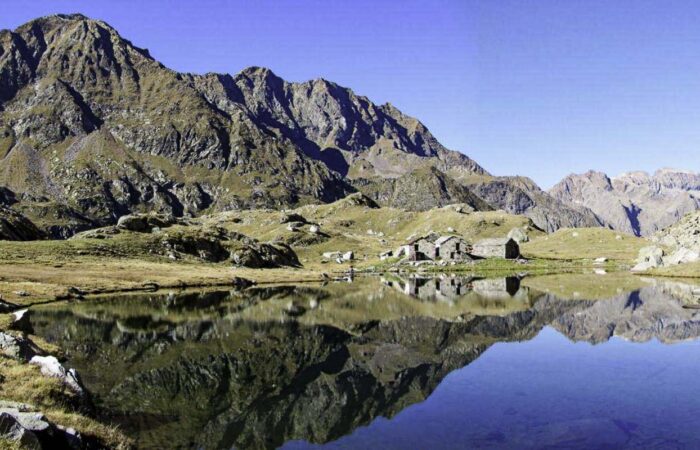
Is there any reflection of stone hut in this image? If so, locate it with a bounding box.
[435,276,471,298]
[471,238,519,259]
[383,275,475,301]
[435,236,471,261]
[472,277,521,298]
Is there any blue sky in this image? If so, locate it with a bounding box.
[3,0,700,188]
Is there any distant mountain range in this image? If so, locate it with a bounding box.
[550,169,700,236]
[0,14,599,237]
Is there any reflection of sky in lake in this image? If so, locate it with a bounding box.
[286,326,700,449]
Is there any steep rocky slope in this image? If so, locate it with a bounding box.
[0,14,596,237]
[550,169,700,236]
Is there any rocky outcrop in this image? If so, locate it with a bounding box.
[72,221,301,267]
[353,167,492,211]
[465,175,602,232]
[0,206,44,240]
[550,169,700,236]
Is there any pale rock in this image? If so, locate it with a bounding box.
[29,356,84,394]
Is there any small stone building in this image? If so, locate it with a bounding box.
[434,236,471,261]
[471,237,519,259]
[397,236,437,261]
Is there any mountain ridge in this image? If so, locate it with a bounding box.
[550,169,700,236]
[0,14,599,236]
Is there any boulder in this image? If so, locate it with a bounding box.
[117,214,177,232]
[29,356,84,395]
[342,251,354,261]
[0,411,43,449]
[309,225,320,234]
[230,242,300,268]
[507,227,529,243]
[285,221,306,232]
[0,332,37,361]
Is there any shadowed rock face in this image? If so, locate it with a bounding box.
[0,205,44,240]
[550,169,700,236]
[466,175,603,232]
[28,275,700,449]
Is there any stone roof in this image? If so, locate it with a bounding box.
[474,237,516,246]
[435,235,465,246]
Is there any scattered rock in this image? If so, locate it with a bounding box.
[142,282,159,292]
[66,287,85,299]
[284,301,306,317]
[631,245,665,272]
[231,277,254,290]
[280,213,307,224]
[13,291,29,297]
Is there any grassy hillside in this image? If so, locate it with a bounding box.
[522,227,646,261]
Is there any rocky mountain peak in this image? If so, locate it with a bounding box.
[551,169,700,236]
[0,14,610,238]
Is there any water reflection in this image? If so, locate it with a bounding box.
[27,274,700,449]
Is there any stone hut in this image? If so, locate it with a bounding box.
[471,237,519,259]
[396,236,437,261]
[434,236,471,261]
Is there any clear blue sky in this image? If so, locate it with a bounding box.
[3,0,700,188]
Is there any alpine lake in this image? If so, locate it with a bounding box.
[25,271,700,449]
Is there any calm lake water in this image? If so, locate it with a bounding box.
[28,273,700,449]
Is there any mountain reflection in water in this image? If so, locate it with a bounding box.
[27,274,700,449]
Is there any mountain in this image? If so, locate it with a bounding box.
[550,169,700,236]
[0,14,595,237]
